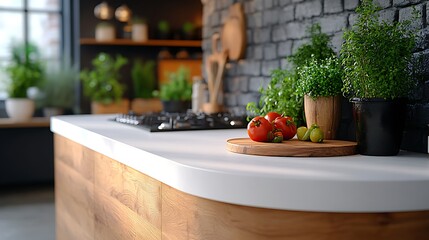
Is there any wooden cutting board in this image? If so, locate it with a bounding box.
[226,138,357,157]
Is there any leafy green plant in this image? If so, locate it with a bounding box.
[132,16,146,24]
[289,23,335,69]
[341,0,418,99]
[80,53,128,104]
[296,56,343,99]
[158,20,170,34]
[182,22,195,34]
[4,42,44,98]
[40,62,78,109]
[246,23,335,125]
[246,69,304,125]
[131,59,155,99]
[154,66,192,101]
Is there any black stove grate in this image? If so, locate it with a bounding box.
[113,112,248,132]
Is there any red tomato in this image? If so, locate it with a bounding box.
[273,116,297,140]
[264,112,282,123]
[247,116,273,142]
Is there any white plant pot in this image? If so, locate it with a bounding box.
[95,25,115,41]
[132,23,148,41]
[5,98,35,121]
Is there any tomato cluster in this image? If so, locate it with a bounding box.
[247,112,297,143]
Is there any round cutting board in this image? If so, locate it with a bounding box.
[226,138,357,157]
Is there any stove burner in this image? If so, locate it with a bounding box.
[113,112,248,132]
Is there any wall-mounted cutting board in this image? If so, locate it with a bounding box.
[226,138,357,157]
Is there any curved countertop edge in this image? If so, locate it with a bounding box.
[51,115,429,213]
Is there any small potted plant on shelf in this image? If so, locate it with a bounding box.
[153,66,192,113]
[157,20,170,39]
[39,62,78,117]
[95,21,115,41]
[130,59,162,114]
[340,0,419,155]
[296,56,343,139]
[181,22,195,40]
[80,52,129,114]
[3,42,44,121]
[131,17,148,42]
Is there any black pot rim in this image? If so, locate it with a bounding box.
[350,97,406,103]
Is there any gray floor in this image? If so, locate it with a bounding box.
[0,185,55,240]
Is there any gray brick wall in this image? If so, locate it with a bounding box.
[202,0,429,152]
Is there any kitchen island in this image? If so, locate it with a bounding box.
[51,114,429,240]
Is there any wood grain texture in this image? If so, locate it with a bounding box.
[94,152,161,240]
[226,138,357,157]
[161,183,429,240]
[304,95,342,140]
[55,134,429,240]
[0,117,49,128]
[55,134,95,240]
[55,135,161,240]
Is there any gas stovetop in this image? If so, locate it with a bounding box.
[113,112,247,132]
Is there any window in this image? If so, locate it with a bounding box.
[0,0,62,98]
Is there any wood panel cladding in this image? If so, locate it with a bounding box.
[55,134,429,240]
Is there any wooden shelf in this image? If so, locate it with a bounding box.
[0,117,50,128]
[80,38,202,47]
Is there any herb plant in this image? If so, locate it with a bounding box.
[296,56,343,99]
[246,69,304,125]
[246,23,335,125]
[80,53,128,104]
[4,42,44,98]
[154,66,192,101]
[40,62,77,109]
[131,59,156,99]
[341,0,417,99]
[289,23,335,69]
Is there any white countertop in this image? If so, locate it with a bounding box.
[51,114,429,213]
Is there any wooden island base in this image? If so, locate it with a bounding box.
[54,134,429,240]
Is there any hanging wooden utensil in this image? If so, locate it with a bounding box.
[221,3,246,61]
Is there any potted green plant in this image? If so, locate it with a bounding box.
[157,20,170,39]
[130,59,162,113]
[3,42,44,121]
[182,22,195,40]
[340,0,418,155]
[246,23,336,127]
[80,52,129,114]
[131,17,148,42]
[154,66,192,113]
[95,21,115,41]
[296,56,343,139]
[39,62,78,117]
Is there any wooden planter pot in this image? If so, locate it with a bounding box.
[91,99,130,114]
[304,95,341,140]
[130,98,162,114]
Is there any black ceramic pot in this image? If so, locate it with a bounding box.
[162,100,191,113]
[351,98,406,156]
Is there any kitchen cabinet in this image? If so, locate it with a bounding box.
[51,115,429,239]
[0,118,53,185]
